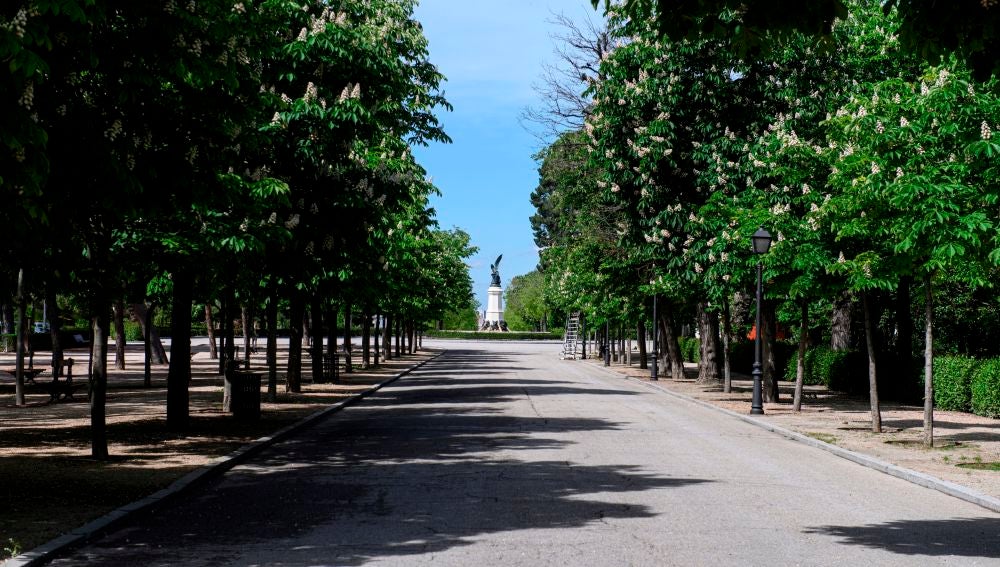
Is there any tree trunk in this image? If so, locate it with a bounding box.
[660,304,684,379]
[862,291,882,433]
[265,294,278,402]
[166,269,193,431]
[143,302,152,387]
[409,321,416,353]
[217,294,229,375]
[311,298,323,383]
[242,304,251,370]
[637,320,647,370]
[383,314,392,360]
[723,299,733,394]
[113,297,126,370]
[762,300,779,402]
[286,294,305,392]
[831,290,852,351]
[90,309,110,460]
[395,316,402,357]
[302,307,311,348]
[223,290,236,374]
[373,314,380,367]
[2,302,13,337]
[132,303,167,363]
[793,301,808,412]
[896,276,913,365]
[343,304,353,373]
[14,268,26,406]
[924,275,934,447]
[362,310,371,369]
[327,304,338,383]
[696,302,721,383]
[47,289,63,382]
[205,304,218,360]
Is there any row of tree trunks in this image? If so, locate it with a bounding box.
[133,302,168,364]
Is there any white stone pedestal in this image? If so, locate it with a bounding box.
[485,285,504,323]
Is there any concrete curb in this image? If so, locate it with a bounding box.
[596,363,1000,515]
[3,352,443,567]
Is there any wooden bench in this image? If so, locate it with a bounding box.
[1,367,45,384]
[46,358,77,402]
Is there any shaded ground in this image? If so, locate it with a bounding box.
[0,339,434,558]
[595,354,1000,502]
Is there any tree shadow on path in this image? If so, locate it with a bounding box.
[804,517,1000,559]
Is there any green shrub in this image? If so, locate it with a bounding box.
[677,336,700,363]
[811,347,864,393]
[783,347,823,384]
[971,358,1000,418]
[933,355,978,412]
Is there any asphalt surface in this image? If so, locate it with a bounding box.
[48,340,1000,566]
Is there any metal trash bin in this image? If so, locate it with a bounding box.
[225,371,261,420]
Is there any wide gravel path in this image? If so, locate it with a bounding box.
[49,340,1000,566]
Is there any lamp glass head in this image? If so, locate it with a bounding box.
[751,227,772,255]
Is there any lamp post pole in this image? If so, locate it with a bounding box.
[651,294,658,380]
[751,259,765,415]
[750,227,772,415]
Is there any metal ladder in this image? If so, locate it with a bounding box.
[561,312,584,359]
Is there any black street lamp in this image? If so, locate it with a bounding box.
[751,227,773,415]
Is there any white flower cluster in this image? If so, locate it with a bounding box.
[18,81,33,109]
[105,119,123,141]
[982,121,992,140]
[285,213,300,229]
[4,8,29,38]
[770,203,791,216]
[338,83,361,102]
[304,82,318,102]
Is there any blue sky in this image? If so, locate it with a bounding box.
[411,0,599,310]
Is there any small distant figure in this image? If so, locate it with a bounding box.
[250,319,260,350]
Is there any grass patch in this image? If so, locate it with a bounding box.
[884,439,968,450]
[956,462,1000,471]
[805,432,837,444]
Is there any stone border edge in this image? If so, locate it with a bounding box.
[3,351,443,567]
[601,365,1000,515]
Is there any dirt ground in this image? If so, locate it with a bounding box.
[593,355,1000,503]
[0,339,436,558]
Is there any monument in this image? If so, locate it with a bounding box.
[483,254,506,330]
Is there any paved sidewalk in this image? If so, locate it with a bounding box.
[587,355,1000,505]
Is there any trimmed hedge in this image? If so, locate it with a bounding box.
[783,347,824,385]
[780,346,867,393]
[972,358,1000,418]
[678,336,700,363]
[933,355,978,412]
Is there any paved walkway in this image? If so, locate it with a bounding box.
[48,341,1000,566]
